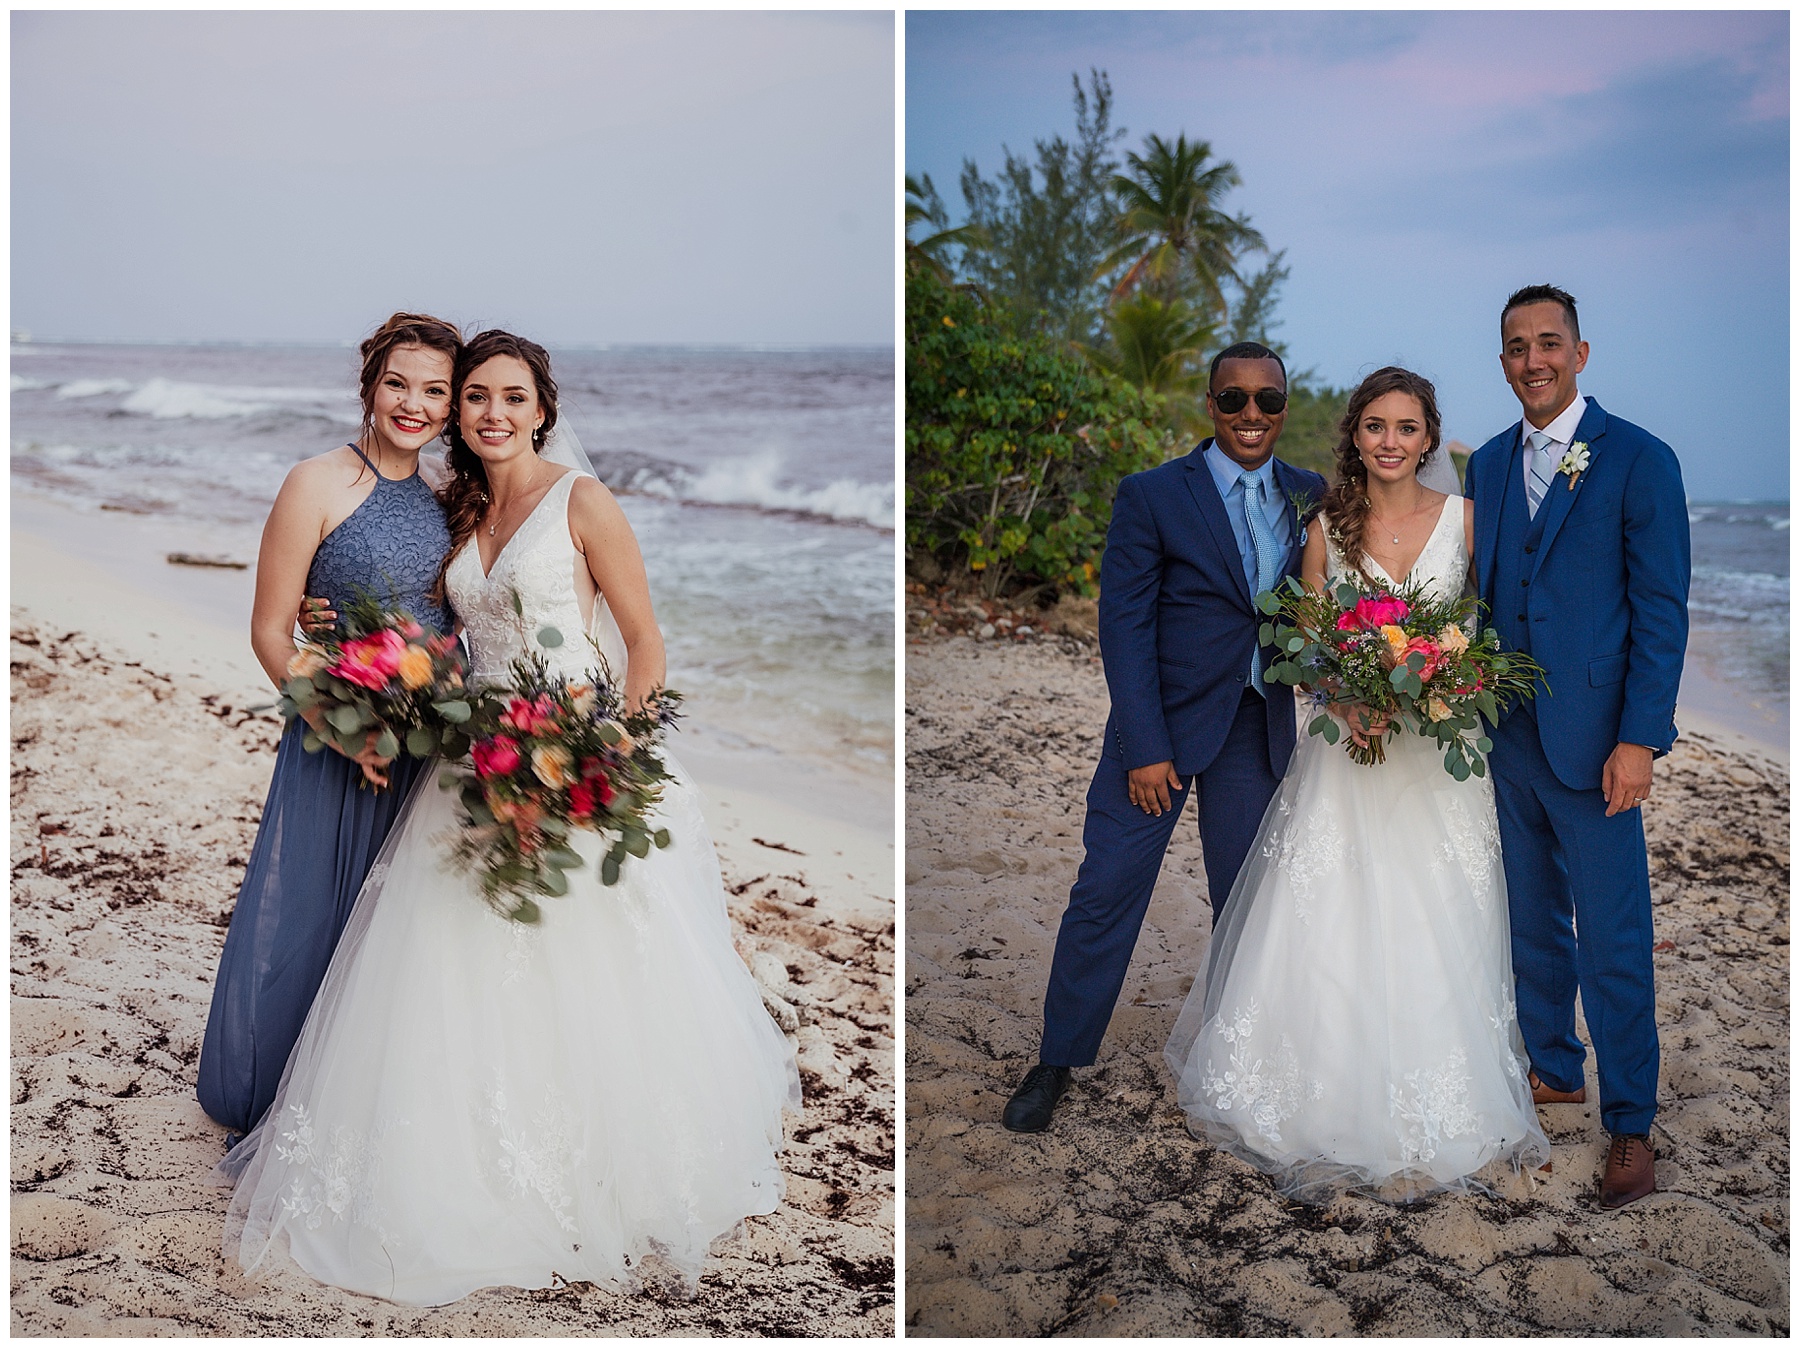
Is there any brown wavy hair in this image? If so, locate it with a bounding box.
[355,312,463,474]
[432,330,561,601]
[1321,366,1443,574]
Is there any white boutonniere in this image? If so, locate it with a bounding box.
[1559,441,1590,491]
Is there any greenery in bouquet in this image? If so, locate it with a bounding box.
[1256,575,1545,779]
[279,591,473,780]
[443,627,684,924]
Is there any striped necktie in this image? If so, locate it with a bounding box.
[1240,469,1281,698]
[1525,430,1555,518]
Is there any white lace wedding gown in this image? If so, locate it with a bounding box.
[220,472,801,1304]
[1164,495,1547,1202]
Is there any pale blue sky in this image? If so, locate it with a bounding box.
[15,11,893,347]
[908,11,1788,501]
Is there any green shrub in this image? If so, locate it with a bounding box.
[906,262,1171,597]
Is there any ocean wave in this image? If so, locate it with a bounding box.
[1689,505,1789,530]
[119,377,357,421]
[595,449,893,528]
[56,378,136,399]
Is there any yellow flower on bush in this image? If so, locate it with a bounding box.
[397,644,435,690]
[1380,625,1409,658]
[1436,624,1469,656]
[531,743,574,788]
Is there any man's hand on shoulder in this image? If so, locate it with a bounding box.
[1127,761,1182,816]
[1602,742,1655,817]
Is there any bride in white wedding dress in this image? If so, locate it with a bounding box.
[219,332,799,1305]
[1165,367,1547,1203]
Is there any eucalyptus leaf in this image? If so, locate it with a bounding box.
[625,832,651,859]
[537,626,564,648]
[373,728,400,760]
[302,730,325,753]
[510,589,524,617]
[1322,720,1340,745]
[1471,756,1487,778]
[1259,623,1275,647]
[597,723,622,746]
[1308,715,1330,737]
[327,704,365,734]
[601,855,621,886]
[407,727,437,758]
[510,898,541,925]
[538,867,569,897]
[442,729,470,759]
[432,699,471,724]
[1285,636,1304,653]
[1255,591,1280,615]
[1476,736,1493,754]
[654,828,671,849]
[545,845,583,870]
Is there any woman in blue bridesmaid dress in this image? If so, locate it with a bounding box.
[197,313,462,1141]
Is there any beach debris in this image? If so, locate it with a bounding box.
[754,836,806,855]
[166,553,249,570]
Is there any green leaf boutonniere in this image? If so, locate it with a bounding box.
[1285,487,1322,544]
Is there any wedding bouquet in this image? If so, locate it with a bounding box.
[1256,575,1544,778]
[279,593,473,777]
[442,632,684,924]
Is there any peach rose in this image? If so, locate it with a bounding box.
[531,743,574,788]
[287,645,330,680]
[397,644,434,690]
[1436,624,1469,656]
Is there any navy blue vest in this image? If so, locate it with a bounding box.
[1491,440,1553,714]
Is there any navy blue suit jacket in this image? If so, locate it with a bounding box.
[1097,441,1327,778]
[1467,398,1690,790]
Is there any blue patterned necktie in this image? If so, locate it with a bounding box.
[1241,469,1281,698]
[1525,430,1555,519]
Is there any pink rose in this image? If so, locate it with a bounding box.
[568,782,595,817]
[473,735,522,779]
[397,618,425,640]
[1354,595,1410,629]
[329,629,406,690]
[1402,637,1442,681]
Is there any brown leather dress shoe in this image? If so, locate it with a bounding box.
[1598,1133,1656,1209]
[1529,1070,1586,1105]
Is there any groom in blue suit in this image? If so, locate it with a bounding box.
[1467,285,1689,1209]
[1004,342,1328,1132]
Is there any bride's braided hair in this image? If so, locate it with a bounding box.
[431,330,561,603]
[1320,366,1443,575]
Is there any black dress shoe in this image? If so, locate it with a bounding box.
[1002,1063,1071,1132]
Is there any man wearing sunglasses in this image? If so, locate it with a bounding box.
[1005,341,1327,1133]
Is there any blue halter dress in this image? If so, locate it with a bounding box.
[197,446,455,1137]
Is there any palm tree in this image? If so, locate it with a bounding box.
[905,173,985,279]
[1101,133,1266,312]
[1084,291,1217,430]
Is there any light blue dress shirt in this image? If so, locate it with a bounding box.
[1203,441,1293,594]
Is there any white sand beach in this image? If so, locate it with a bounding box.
[9,516,895,1335]
[904,626,1787,1337]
